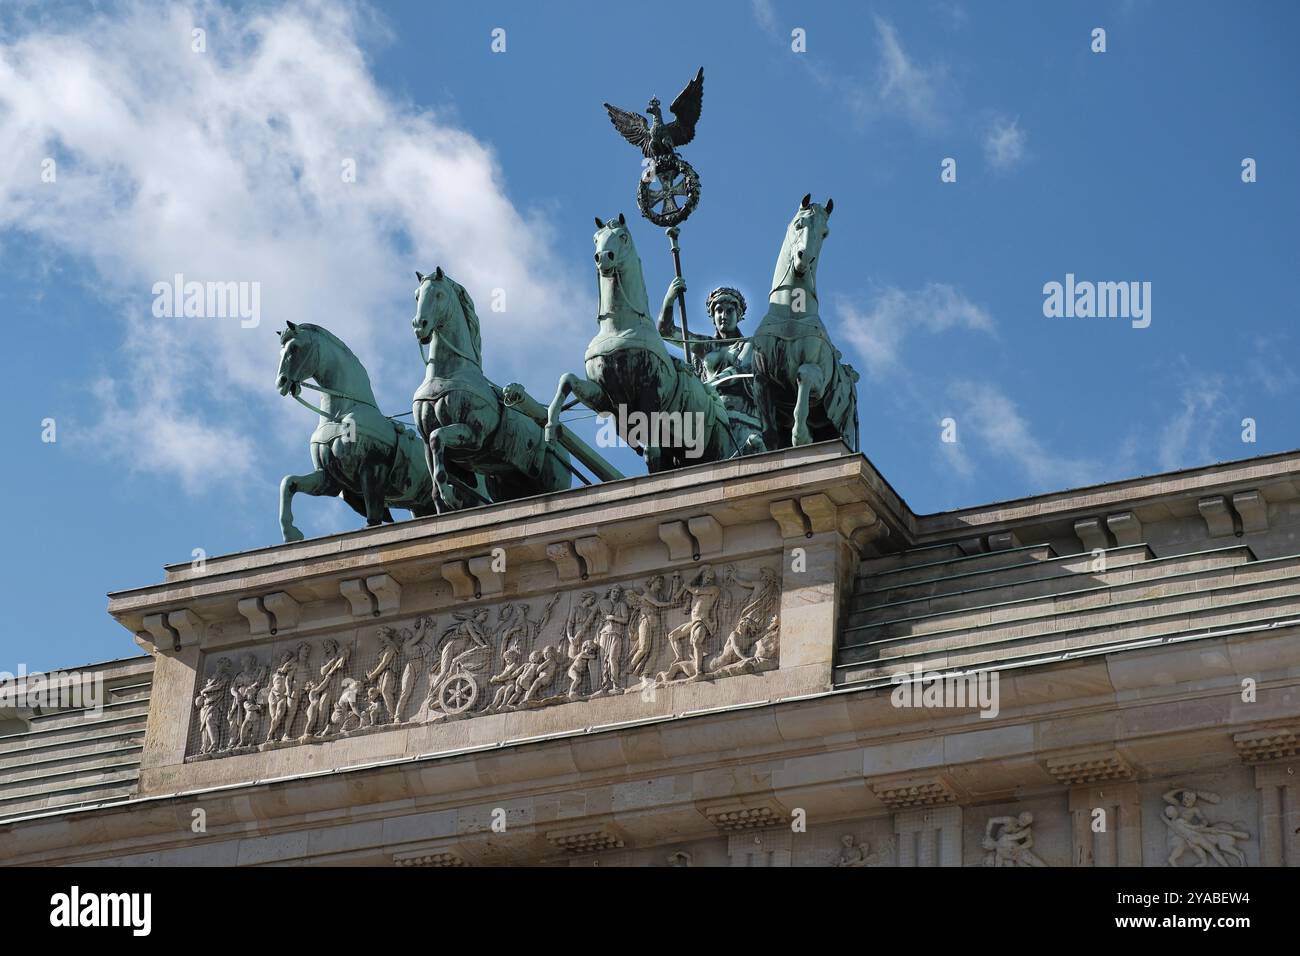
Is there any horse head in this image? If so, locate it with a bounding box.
[413,266,483,366]
[785,193,833,281]
[412,266,452,346]
[593,213,636,277]
[592,213,649,319]
[276,320,316,396]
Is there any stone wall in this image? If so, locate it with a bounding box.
[1,443,1297,867]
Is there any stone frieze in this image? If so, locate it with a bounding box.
[187,559,781,760]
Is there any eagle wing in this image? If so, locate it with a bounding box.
[663,67,704,147]
[603,102,651,151]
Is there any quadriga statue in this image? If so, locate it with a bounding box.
[750,194,859,451]
[409,267,576,512]
[275,322,435,542]
[545,213,733,471]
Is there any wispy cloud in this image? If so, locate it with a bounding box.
[934,1,969,30]
[0,0,581,500]
[749,4,948,132]
[948,381,1103,490]
[1246,335,1299,396]
[90,376,257,494]
[872,15,944,131]
[1157,375,1227,471]
[751,0,779,33]
[837,283,994,375]
[983,115,1027,170]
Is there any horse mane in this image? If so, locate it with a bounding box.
[293,323,375,397]
[448,279,483,365]
[297,323,355,358]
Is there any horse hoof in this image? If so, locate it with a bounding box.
[282,526,305,543]
[544,425,558,442]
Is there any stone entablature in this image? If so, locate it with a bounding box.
[110,444,881,796]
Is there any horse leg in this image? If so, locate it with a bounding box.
[279,469,338,542]
[793,362,827,447]
[750,370,780,452]
[421,434,447,513]
[357,458,390,527]
[547,373,609,442]
[428,422,481,511]
[425,430,456,513]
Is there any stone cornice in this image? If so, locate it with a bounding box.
[1233,725,1300,764]
[912,448,1300,543]
[108,442,893,644]
[104,444,1300,649]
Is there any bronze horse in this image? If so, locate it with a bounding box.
[750,195,859,450]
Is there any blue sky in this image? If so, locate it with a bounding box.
[2,0,1298,670]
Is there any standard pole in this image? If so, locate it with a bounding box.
[665,225,694,369]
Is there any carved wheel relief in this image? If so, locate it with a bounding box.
[186,559,782,760]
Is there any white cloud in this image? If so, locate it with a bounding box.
[0,0,581,492]
[749,7,946,132]
[873,15,944,131]
[948,381,1102,490]
[836,283,994,375]
[751,0,778,33]
[936,424,975,478]
[983,115,1027,170]
[90,376,257,495]
[1246,336,1298,396]
[1157,376,1226,472]
[935,2,969,30]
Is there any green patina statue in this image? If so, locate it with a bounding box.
[271,73,862,543]
[545,214,733,471]
[276,322,436,542]
[657,280,767,456]
[604,67,704,229]
[750,194,860,450]
[411,267,579,512]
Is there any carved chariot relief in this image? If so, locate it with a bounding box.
[185,559,783,760]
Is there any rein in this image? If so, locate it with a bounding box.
[418,334,480,367]
[769,280,819,305]
[597,259,650,325]
[770,230,820,303]
[290,382,411,423]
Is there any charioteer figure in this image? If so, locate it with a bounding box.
[658,279,766,456]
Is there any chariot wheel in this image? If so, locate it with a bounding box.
[638,156,700,228]
[437,672,479,715]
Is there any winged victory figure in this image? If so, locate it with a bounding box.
[604,67,704,164]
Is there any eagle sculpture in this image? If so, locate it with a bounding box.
[603,67,704,162]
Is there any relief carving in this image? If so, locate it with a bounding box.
[223,654,266,752]
[194,657,231,755]
[1161,787,1250,867]
[981,812,1047,867]
[831,834,878,867]
[266,642,311,742]
[186,558,782,760]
